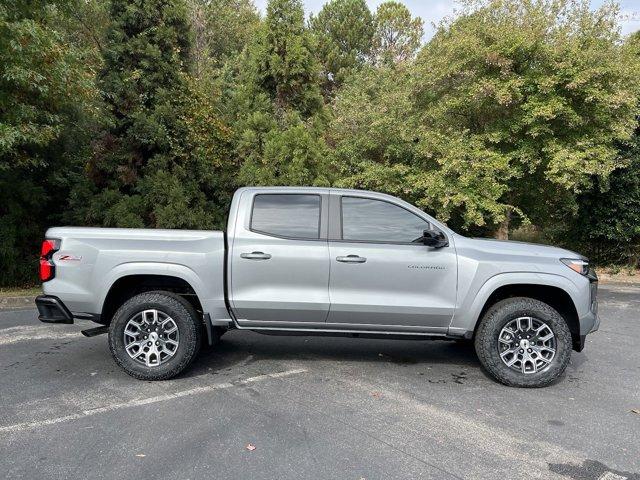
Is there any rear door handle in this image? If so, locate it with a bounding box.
[240,251,272,260]
[336,255,366,264]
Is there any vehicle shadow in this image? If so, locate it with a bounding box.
[187,330,483,379]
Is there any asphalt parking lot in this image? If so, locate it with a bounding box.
[1,285,638,480]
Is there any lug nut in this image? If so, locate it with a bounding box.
[147,342,152,346]
[528,348,532,353]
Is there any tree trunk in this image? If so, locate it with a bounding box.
[494,211,511,240]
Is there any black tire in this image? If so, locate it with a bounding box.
[474,297,572,388]
[108,291,201,380]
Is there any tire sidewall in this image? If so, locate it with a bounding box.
[475,298,572,387]
[109,292,200,380]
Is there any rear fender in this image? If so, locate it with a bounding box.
[97,263,215,317]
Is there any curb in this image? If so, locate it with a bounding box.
[598,283,640,293]
[0,295,37,310]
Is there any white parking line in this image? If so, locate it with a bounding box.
[0,368,307,434]
[599,472,628,480]
[0,325,80,346]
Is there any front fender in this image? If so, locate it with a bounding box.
[448,272,582,336]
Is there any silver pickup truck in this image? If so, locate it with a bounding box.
[36,186,599,387]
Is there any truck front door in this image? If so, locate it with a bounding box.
[327,194,457,330]
[229,191,330,325]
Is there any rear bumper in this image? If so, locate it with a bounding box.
[35,295,73,324]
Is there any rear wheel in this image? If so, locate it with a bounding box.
[474,297,572,387]
[108,291,201,380]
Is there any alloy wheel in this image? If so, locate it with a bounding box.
[123,309,179,367]
[498,316,556,374]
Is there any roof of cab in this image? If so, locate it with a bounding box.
[235,185,385,197]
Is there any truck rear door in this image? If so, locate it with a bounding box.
[229,189,330,325]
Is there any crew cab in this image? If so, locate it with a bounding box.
[36,187,599,387]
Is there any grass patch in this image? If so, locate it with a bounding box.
[596,267,639,284]
[0,286,42,297]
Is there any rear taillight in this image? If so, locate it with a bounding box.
[39,239,60,282]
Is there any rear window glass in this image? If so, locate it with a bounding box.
[251,194,321,239]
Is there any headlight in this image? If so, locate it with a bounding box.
[560,258,589,276]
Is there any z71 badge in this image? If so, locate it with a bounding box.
[57,254,82,262]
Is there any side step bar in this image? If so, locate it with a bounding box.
[81,326,109,337]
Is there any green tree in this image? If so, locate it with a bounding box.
[236,111,330,186]
[555,31,640,264]
[254,0,323,115]
[230,0,328,186]
[309,0,374,95]
[75,0,232,229]
[371,1,423,66]
[0,1,95,170]
[412,0,640,236]
[189,0,260,76]
[561,145,640,265]
[329,64,509,231]
[328,65,419,194]
[0,0,100,286]
[330,0,640,238]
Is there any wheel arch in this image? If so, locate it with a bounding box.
[451,273,583,351]
[100,273,204,326]
[474,284,580,350]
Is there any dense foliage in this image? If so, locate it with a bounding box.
[0,0,103,286]
[547,30,640,264]
[1,0,639,286]
[331,0,639,239]
[69,0,232,229]
[309,0,373,94]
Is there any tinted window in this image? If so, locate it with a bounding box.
[251,194,321,239]
[341,197,428,243]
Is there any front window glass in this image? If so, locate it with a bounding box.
[341,197,428,243]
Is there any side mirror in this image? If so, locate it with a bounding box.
[422,229,448,248]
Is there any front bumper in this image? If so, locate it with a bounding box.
[575,310,599,351]
[575,274,599,351]
[35,295,73,324]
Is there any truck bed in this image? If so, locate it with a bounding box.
[42,227,228,321]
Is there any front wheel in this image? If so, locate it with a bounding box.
[475,297,572,388]
[108,291,201,380]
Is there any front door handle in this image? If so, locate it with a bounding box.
[240,251,272,260]
[336,255,366,264]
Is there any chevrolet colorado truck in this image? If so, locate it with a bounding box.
[36,187,599,387]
